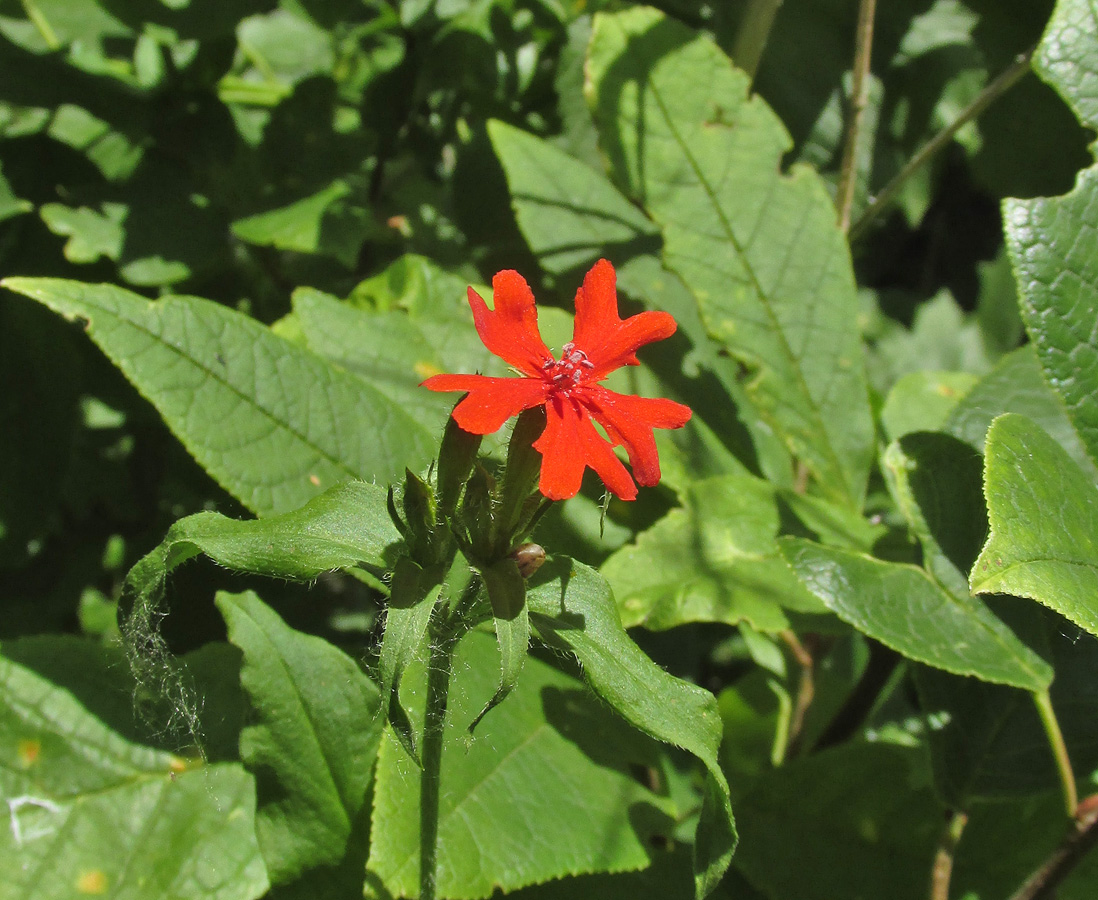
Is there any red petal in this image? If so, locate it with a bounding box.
[534,396,637,501]
[466,271,553,376]
[423,374,549,434]
[580,386,691,486]
[571,259,677,377]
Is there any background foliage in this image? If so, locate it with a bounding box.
[2,0,1098,898]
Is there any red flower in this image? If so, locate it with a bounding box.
[423,259,691,501]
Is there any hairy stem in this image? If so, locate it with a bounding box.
[1034,689,1078,818]
[731,0,783,84]
[837,0,877,233]
[1008,796,1098,900]
[419,616,459,900]
[929,810,968,900]
[850,47,1034,241]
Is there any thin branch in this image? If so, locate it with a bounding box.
[929,810,969,900]
[779,629,816,755]
[1034,688,1079,818]
[731,0,784,85]
[836,0,877,233]
[850,47,1034,241]
[1008,795,1098,900]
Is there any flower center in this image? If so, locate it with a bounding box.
[543,341,595,394]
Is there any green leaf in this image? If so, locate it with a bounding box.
[916,607,1098,806]
[471,557,530,733]
[883,432,987,599]
[217,590,382,884]
[39,202,126,264]
[733,744,941,900]
[527,558,736,899]
[588,8,874,508]
[1002,0,1098,464]
[781,538,1052,690]
[488,118,659,277]
[231,180,369,268]
[0,654,268,900]
[1,278,435,515]
[367,629,680,899]
[125,480,402,603]
[601,474,824,633]
[945,345,1098,480]
[880,370,979,442]
[972,413,1098,637]
[378,556,443,761]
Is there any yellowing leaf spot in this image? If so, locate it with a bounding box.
[414,361,442,379]
[17,739,40,767]
[77,870,108,894]
[309,474,321,486]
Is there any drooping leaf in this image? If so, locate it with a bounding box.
[367,629,680,899]
[0,653,268,900]
[588,7,874,508]
[217,590,382,884]
[972,413,1098,637]
[1,278,435,515]
[124,480,403,606]
[601,474,824,633]
[527,558,736,899]
[781,538,1052,690]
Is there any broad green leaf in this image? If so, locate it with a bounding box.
[945,345,1098,480]
[217,591,382,884]
[916,608,1098,806]
[1002,0,1098,463]
[527,558,736,899]
[601,474,824,633]
[488,118,659,277]
[880,371,979,442]
[972,413,1098,636]
[367,629,679,899]
[883,432,987,599]
[588,8,874,508]
[0,654,268,900]
[781,538,1052,690]
[1,278,435,516]
[125,480,402,604]
[231,180,369,268]
[733,744,941,900]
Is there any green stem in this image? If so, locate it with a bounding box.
[836,0,877,234]
[731,0,783,84]
[1034,688,1078,818]
[419,574,480,900]
[419,618,458,900]
[20,0,60,50]
[929,810,968,900]
[849,47,1033,241]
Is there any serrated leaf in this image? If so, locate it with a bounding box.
[527,558,736,899]
[972,413,1098,637]
[488,118,659,276]
[367,629,679,899]
[217,590,382,884]
[1,278,435,515]
[945,345,1098,480]
[601,474,823,633]
[1002,0,1098,464]
[781,538,1052,690]
[588,8,874,508]
[0,654,268,900]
